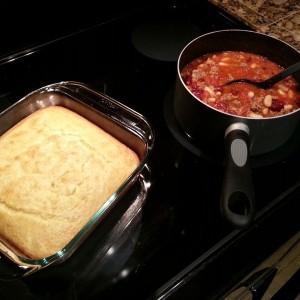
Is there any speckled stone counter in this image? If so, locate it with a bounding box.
[208,0,300,52]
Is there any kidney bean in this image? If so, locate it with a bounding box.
[270,100,284,112]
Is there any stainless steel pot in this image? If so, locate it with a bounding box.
[173,29,300,228]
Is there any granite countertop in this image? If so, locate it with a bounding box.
[208,0,300,52]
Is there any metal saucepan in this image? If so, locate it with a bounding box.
[173,29,300,228]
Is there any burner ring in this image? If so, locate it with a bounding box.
[131,21,202,62]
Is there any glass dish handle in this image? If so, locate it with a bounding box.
[0,242,40,280]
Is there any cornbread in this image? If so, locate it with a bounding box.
[0,106,140,259]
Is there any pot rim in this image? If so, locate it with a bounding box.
[177,29,300,120]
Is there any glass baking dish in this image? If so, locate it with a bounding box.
[0,81,154,279]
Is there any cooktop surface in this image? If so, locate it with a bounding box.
[0,1,300,299]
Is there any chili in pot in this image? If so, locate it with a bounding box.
[181,51,300,118]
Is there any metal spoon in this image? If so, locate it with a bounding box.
[224,60,300,89]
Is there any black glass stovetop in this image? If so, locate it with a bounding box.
[0,1,300,299]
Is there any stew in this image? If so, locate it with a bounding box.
[181,51,300,118]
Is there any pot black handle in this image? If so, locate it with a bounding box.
[220,123,255,228]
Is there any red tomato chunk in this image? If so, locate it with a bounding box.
[181,51,300,118]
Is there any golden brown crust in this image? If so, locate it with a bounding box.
[0,106,140,259]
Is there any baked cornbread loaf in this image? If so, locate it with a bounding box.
[0,106,140,259]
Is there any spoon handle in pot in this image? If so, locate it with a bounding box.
[263,60,300,87]
[220,123,255,228]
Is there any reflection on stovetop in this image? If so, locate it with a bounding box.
[0,1,300,299]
